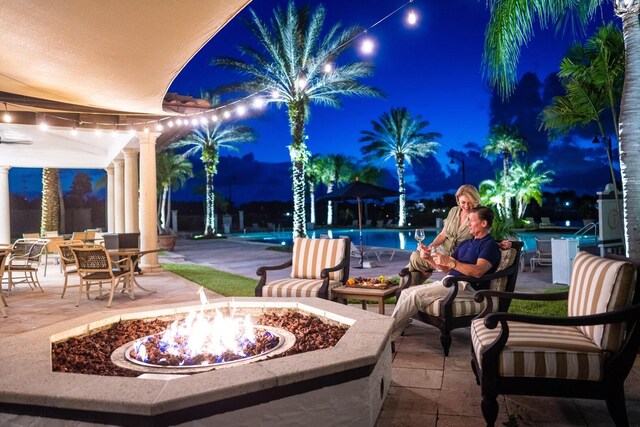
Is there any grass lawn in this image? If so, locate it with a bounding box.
[162,263,256,297]
[162,263,567,317]
[508,286,569,317]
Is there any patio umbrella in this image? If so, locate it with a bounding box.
[318,179,399,268]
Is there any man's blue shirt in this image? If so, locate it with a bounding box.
[450,234,501,290]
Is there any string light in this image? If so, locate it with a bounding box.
[2,103,11,123]
[0,1,417,135]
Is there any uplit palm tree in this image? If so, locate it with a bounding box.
[214,1,382,237]
[40,168,60,235]
[510,161,554,219]
[483,124,527,220]
[479,176,510,219]
[321,154,354,225]
[482,0,640,258]
[171,123,256,236]
[305,155,323,225]
[360,107,440,227]
[540,24,624,225]
[156,151,193,233]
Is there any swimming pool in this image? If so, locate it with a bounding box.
[231,228,598,251]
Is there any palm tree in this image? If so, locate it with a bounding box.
[483,124,527,220]
[214,1,382,238]
[156,151,193,234]
[360,107,440,227]
[482,0,640,258]
[540,24,624,233]
[40,168,60,235]
[305,154,323,226]
[479,176,509,219]
[510,161,554,219]
[171,123,256,236]
[321,154,354,225]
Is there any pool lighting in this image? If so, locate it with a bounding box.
[281,241,286,246]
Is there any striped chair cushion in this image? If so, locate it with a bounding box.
[424,247,517,318]
[262,278,343,299]
[568,252,637,351]
[471,318,604,381]
[290,238,346,281]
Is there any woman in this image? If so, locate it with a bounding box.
[406,184,481,286]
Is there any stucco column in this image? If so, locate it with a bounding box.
[105,165,115,233]
[138,132,160,270]
[123,148,139,233]
[0,166,11,244]
[113,157,125,233]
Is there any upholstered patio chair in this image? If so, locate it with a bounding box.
[255,237,350,300]
[397,241,523,356]
[5,238,48,292]
[471,251,640,427]
[71,246,134,308]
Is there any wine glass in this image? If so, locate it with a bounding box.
[414,228,425,250]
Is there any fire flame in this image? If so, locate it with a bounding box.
[131,287,258,366]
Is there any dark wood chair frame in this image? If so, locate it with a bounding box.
[255,237,351,300]
[397,241,523,356]
[471,253,640,427]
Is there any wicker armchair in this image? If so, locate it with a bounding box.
[256,237,350,300]
[5,239,48,292]
[71,246,134,307]
[397,241,523,356]
[471,252,640,426]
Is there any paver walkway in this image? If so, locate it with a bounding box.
[0,236,637,426]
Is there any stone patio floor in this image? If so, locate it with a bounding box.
[0,236,638,426]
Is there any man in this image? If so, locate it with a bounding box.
[390,206,501,340]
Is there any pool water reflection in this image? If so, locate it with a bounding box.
[232,228,598,251]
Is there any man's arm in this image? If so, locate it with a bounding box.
[434,255,493,278]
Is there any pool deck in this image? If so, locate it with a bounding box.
[0,236,637,426]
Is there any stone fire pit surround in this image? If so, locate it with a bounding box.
[0,297,393,426]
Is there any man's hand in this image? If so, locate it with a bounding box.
[498,240,512,250]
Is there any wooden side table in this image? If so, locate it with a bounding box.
[332,285,398,315]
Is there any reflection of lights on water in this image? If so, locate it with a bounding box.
[398,232,407,250]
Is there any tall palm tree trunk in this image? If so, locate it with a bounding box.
[160,186,169,230]
[41,168,60,235]
[204,169,216,236]
[288,101,308,238]
[618,4,640,258]
[326,182,334,225]
[396,160,406,227]
[502,150,513,221]
[309,182,316,225]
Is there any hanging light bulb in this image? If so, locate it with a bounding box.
[155,122,164,131]
[39,119,48,131]
[2,103,11,123]
[252,97,265,109]
[223,111,231,119]
[128,126,136,136]
[71,123,78,136]
[167,120,174,128]
[143,125,149,133]
[211,114,218,122]
[200,116,208,124]
[360,37,375,55]
[323,63,333,73]
[236,105,247,116]
[95,128,102,136]
[190,118,198,126]
[406,9,418,26]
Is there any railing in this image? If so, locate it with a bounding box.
[573,222,598,238]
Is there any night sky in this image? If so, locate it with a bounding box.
[10,0,620,203]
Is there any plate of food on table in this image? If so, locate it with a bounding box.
[346,275,399,289]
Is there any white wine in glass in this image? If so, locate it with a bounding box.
[414,228,425,249]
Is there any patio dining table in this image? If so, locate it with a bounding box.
[108,248,161,294]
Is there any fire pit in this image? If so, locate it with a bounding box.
[0,297,393,426]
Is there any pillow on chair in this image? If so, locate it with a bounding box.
[290,238,346,281]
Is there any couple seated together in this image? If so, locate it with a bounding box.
[391,185,510,340]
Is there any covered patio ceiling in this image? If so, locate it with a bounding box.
[0,0,251,168]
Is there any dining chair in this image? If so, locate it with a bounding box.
[56,240,85,299]
[256,237,350,300]
[0,250,9,317]
[471,252,640,426]
[71,246,134,307]
[5,239,48,292]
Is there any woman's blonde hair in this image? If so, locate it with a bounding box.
[455,184,481,207]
